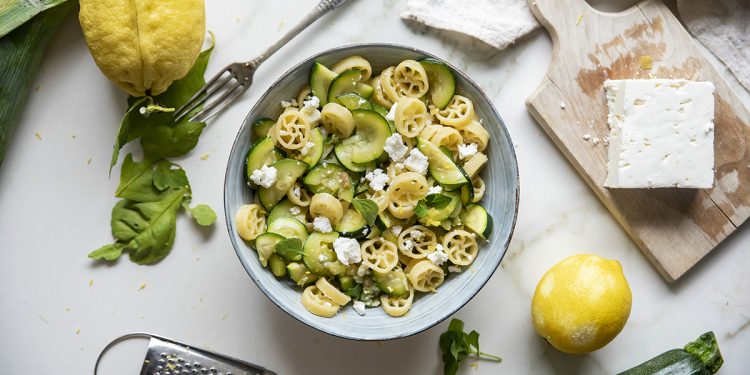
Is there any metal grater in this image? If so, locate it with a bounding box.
[94,333,276,375]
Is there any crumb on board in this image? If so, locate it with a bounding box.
[138,282,147,291]
[582,134,591,140]
[88,279,93,287]
[34,132,42,141]
[86,158,92,165]
[222,313,229,321]
[560,101,566,109]
[35,85,40,91]
[640,55,653,70]
[200,153,210,160]
[75,328,80,335]
[576,14,584,25]
[278,20,284,31]
[65,307,71,312]
[235,16,240,23]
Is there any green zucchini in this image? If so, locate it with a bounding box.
[419,58,456,109]
[618,332,723,375]
[309,61,337,106]
[251,117,275,139]
[0,2,74,165]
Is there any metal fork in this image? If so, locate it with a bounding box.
[172,0,349,123]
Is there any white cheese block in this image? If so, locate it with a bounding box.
[604,79,715,188]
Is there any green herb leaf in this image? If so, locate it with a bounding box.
[115,154,161,202]
[156,32,215,109]
[186,204,217,226]
[110,97,150,173]
[110,188,187,264]
[415,201,428,217]
[88,243,125,261]
[141,120,207,160]
[275,238,304,261]
[352,198,378,226]
[153,161,189,192]
[345,284,363,299]
[439,319,501,375]
[424,193,452,209]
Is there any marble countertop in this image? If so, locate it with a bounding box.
[1,0,748,374]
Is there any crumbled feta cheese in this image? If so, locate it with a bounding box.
[436,244,444,252]
[427,249,449,266]
[386,103,398,121]
[303,95,320,109]
[352,300,367,316]
[365,168,390,191]
[299,141,316,156]
[313,216,333,233]
[411,230,424,240]
[280,99,296,108]
[334,237,362,266]
[427,185,443,195]
[249,165,277,188]
[290,206,301,215]
[356,262,370,277]
[391,225,403,236]
[300,106,321,124]
[404,148,429,175]
[457,143,478,160]
[384,133,409,161]
[293,185,301,197]
[403,239,414,250]
[560,101,566,109]
[582,134,592,141]
[318,126,327,139]
[448,265,463,273]
[362,227,369,235]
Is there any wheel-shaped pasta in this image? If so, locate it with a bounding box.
[435,95,475,128]
[442,229,479,266]
[393,60,429,98]
[380,66,401,103]
[360,238,399,273]
[235,204,266,241]
[310,193,343,225]
[320,102,355,138]
[380,285,415,317]
[459,121,490,151]
[315,277,351,306]
[471,176,485,202]
[369,75,393,108]
[387,162,409,181]
[331,55,372,80]
[426,124,463,154]
[397,225,437,260]
[407,260,445,292]
[463,151,488,178]
[394,97,429,138]
[387,172,428,206]
[296,86,312,107]
[274,108,311,150]
[287,182,312,207]
[388,200,416,219]
[301,285,340,318]
[366,189,389,213]
[419,124,440,141]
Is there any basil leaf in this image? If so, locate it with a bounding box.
[111,188,187,264]
[88,243,125,261]
[352,198,378,226]
[439,319,501,375]
[414,201,428,217]
[153,161,189,192]
[186,204,217,226]
[345,284,363,299]
[424,193,451,209]
[115,154,161,202]
[275,238,303,261]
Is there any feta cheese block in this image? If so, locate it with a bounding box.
[603,79,715,188]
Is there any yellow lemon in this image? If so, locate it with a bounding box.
[531,254,632,355]
[79,0,205,97]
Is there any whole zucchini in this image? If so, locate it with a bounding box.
[0,1,74,166]
[618,332,723,375]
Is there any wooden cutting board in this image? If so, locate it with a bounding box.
[526,0,750,281]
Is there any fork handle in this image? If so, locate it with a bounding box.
[246,0,348,68]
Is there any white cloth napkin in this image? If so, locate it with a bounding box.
[677,0,750,92]
[400,0,540,51]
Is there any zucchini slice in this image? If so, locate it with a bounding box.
[251,117,276,139]
[462,204,492,239]
[417,138,468,186]
[302,232,347,276]
[418,191,461,225]
[419,58,456,109]
[373,269,410,297]
[245,137,282,187]
[310,61,338,106]
[253,232,284,266]
[335,93,373,111]
[335,208,368,238]
[460,180,474,205]
[287,262,318,286]
[336,109,391,164]
[267,217,309,243]
[258,158,308,209]
[267,198,307,224]
[303,163,356,202]
[334,142,375,172]
[327,69,374,104]
[297,127,324,169]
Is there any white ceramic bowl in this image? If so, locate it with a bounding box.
[224,44,519,340]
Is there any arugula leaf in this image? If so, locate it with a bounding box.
[88,243,125,261]
[424,193,452,209]
[186,204,217,226]
[439,319,501,375]
[111,188,187,264]
[110,97,149,172]
[352,198,378,226]
[415,201,428,217]
[141,120,206,160]
[275,238,304,261]
[115,154,161,202]
[153,161,189,192]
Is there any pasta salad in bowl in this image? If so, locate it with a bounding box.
[225,44,518,340]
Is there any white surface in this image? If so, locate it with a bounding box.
[1,0,749,374]
[604,79,715,188]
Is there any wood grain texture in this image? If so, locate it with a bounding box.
[526,0,750,281]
